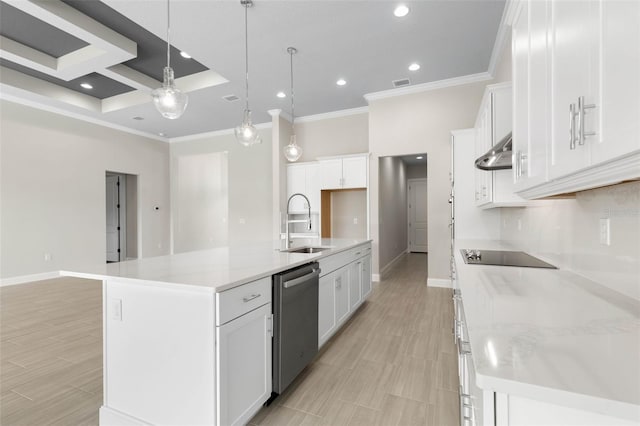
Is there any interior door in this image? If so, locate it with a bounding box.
[106,175,120,262]
[408,179,428,253]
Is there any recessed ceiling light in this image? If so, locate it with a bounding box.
[336,79,347,86]
[276,91,286,98]
[132,116,144,121]
[408,63,421,71]
[80,82,93,90]
[394,5,410,17]
[180,51,191,59]
[158,132,166,137]
[416,156,423,160]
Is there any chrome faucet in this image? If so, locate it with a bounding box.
[285,193,312,249]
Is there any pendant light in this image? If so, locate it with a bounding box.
[283,47,302,162]
[151,0,188,119]
[234,0,261,146]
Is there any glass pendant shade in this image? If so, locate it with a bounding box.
[234,109,261,146]
[152,67,188,119]
[284,134,302,162]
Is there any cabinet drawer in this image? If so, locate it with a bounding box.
[319,244,370,276]
[216,277,271,326]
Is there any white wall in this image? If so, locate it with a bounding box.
[295,112,369,162]
[0,100,170,279]
[368,81,488,281]
[500,181,640,301]
[378,156,409,272]
[170,128,273,247]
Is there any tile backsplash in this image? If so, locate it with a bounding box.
[501,181,640,301]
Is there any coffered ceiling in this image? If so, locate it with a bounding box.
[0,0,506,140]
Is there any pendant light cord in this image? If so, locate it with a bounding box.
[289,48,295,126]
[244,3,250,111]
[166,0,171,68]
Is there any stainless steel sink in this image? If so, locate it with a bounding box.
[286,247,326,254]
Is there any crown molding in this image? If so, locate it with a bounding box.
[0,92,168,142]
[295,106,368,123]
[169,121,272,144]
[364,72,493,102]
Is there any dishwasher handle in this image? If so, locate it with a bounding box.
[283,268,321,289]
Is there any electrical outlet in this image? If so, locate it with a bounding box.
[353,217,358,225]
[239,218,246,224]
[43,253,52,261]
[599,218,610,246]
[110,299,122,321]
[517,219,522,231]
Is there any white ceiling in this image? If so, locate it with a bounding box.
[0,0,506,140]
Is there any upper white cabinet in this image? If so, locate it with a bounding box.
[512,0,640,198]
[319,154,368,190]
[286,162,319,213]
[474,83,526,208]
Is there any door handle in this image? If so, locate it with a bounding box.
[283,268,321,289]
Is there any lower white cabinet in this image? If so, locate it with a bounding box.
[348,261,362,311]
[361,255,372,299]
[216,303,272,426]
[334,267,350,327]
[318,243,372,348]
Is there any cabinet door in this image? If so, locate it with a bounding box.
[334,267,350,326]
[549,0,599,179]
[342,156,367,188]
[287,165,307,212]
[512,0,530,189]
[361,255,372,300]
[318,271,336,348]
[319,159,343,190]
[594,0,640,163]
[348,261,362,311]
[305,163,320,213]
[216,303,272,426]
[475,106,492,206]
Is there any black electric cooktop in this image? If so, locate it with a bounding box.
[460,249,557,269]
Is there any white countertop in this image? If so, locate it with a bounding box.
[454,239,640,422]
[62,238,370,292]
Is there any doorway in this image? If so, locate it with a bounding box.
[106,172,138,263]
[378,154,427,275]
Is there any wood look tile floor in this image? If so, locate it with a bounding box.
[250,253,459,426]
[0,253,458,426]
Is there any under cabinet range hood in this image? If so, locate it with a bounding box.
[475,132,513,170]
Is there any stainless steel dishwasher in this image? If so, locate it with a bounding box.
[272,262,320,396]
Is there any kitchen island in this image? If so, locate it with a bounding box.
[453,239,640,425]
[61,238,371,426]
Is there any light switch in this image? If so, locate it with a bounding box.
[353,217,358,225]
[110,298,122,321]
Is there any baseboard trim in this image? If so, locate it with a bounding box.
[427,278,452,288]
[372,273,381,282]
[0,271,61,287]
[379,249,408,278]
[100,407,150,425]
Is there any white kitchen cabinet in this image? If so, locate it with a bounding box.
[512,0,550,191]
[286,162,319,213]
[361,255,372,300]
[216,303,272,426]
[334,267,350,327]
[319,154,368,190]
[318,270,337,348]
[511,0,640,199]
[317,243,372,348]
[348,260,362,311]
[474,83,526,208]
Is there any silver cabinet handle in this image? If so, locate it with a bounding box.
[242,293,261,303]
[577,95,596,145]
[569,103,578,150]
[283,268,321,289]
